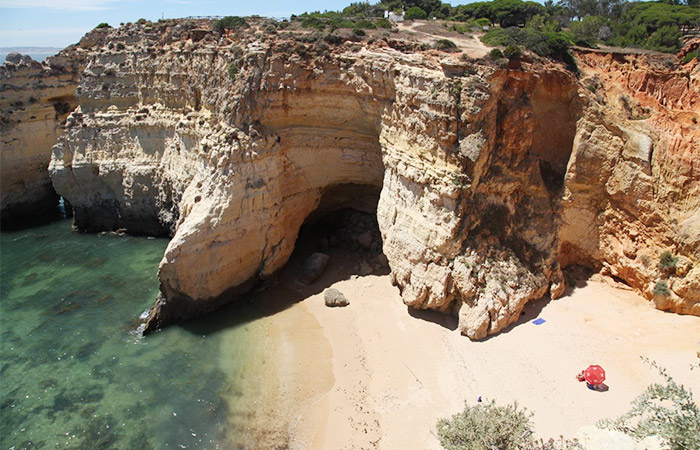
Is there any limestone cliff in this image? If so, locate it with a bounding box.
[44,19,699,338]
[0,29,109,227]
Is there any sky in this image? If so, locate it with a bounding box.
[0,0,367,48]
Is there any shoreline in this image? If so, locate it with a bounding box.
[247,250,700,448]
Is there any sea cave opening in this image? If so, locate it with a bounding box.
[289,182,389,289]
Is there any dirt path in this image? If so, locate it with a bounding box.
[397,21,491,58]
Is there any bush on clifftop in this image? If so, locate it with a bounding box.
[405,6,428,20]
[213,16,249,32]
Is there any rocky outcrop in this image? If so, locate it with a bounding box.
[563,48,700,316]
[1,54,76,226]
[0,29,109,228]
[45,20,699,338]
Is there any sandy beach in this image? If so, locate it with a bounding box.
[237,248,700,449]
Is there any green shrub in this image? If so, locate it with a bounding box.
[474,17,491,27]
[481,26,574,69]
[570,16,607,47]
[436,400,534,450]
[354,19,376,29]
[96,23,110,29]
[213,16,249,32]
[598,359,700,450]
[658,250,678,272]
[434,39,459,52]
[405,6,428,21]
[116,42,125,50]
[301,16,326,30]
[489,48,504,60]
[323,32,345,45]
[504,44,521,59]
[352,28,366,37]
[682,50,699,64]
[228,62,239,79]
[645,25,682,53]
[330,17,355,28]
[653,280,671,296]
[376,18,392,29]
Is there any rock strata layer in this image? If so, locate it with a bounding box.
[41,20,699,338]
[0,31,108,227]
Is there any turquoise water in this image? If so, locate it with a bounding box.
[1,220,268,449]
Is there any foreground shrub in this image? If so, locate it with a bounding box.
[436,400,533,450]
[96,23,110,29]
[598,359,700,450]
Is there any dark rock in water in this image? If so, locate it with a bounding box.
[5,52,21,64]
[324,288,349,307]
[299,252,330,284]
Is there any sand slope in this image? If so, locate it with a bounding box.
[253,253,700,449]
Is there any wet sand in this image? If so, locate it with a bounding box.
[246,250,700,449]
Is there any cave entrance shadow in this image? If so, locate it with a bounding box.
[179,208,389,337]
[407,307,458,331]
[477,265,595,342]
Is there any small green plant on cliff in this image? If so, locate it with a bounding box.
[488,48,504,60]
[658,250,678,273]
[96,22,110,29]
[213,16,249,32]
[228,62,239,79]
[434,39,459,52]
[437,400,533,450]
[653,280,671,297]
[451,170,469,189]
[116,42,125,50]
[598,359,700,450]
[504,44,522,60]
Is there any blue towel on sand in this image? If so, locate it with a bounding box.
[532,318,546,325]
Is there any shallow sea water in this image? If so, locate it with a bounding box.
[1,220,271,449]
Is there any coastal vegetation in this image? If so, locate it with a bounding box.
[437,400,584,449]
[438,361,699,449]
[598,359,700,450]
[296,0,698,56]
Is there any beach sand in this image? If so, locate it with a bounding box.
[242,249,700,449]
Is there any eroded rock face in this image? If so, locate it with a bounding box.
[1,50,82,226]
[46,20,699,338]
[563,48,700,316]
